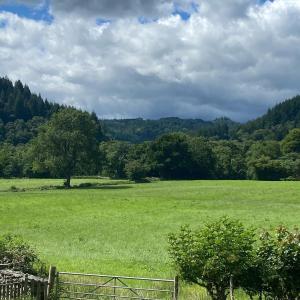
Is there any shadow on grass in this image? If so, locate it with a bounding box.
[1,181,133,193]
[72,183,133,190]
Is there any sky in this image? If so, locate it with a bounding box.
[0,0,299,121]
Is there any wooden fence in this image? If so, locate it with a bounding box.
[0,274,48,300]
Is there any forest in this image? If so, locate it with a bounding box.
[0,76,299,183]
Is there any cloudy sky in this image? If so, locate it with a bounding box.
[0,0,299,121]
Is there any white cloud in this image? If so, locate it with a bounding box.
[0,0,300,121]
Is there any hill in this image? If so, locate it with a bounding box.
[237,95,300,140]
[102,117,238,143]
[101,96,300,142]
[0,77,104,144]
[1,76,300,143]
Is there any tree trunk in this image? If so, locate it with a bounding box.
[64,175,71,188]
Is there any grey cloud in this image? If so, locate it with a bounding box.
[49,0,258,20]
[199,0,256,19]
[50,0,176,19]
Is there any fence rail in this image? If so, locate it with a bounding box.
[0,267,179,300]
[56,272,178,300]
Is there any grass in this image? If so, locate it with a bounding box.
[1,178,300,298]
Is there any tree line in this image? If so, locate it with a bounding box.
[0,108,299,186]
[0,77,300,185]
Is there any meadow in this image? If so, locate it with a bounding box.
[1,178,300,298]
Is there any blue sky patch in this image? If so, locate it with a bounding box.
[96,18,111,26]
[0,0,53,23]
[172,2,199,21]
[173,8,191,21]
[138,16,159,24]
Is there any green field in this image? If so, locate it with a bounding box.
[1,178,300,297]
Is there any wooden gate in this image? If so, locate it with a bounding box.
[56,272,178,300]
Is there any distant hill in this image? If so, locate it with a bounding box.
[101,97,300,142]
[102,117,238,143]
[237,95,300,140]
[0,76,300,143]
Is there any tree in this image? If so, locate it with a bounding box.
[149,133,215,179]
[247,156,287,180]
[246,141,287,180]
[99,141,131,179]
[31,108,99,187]
[282,128,300,154]
[150,133,191,179]
[212,141,247,179]
[187,137,215,179]
[168,217,256,300]
[124,160,149,182]
[0,143,23,177]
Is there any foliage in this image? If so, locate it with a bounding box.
[282,128,300,154]
[99,141,131,179]
[124,160,149,182]
[238,95,300,140]
[102,117,237,143]
[258,226,300,299]
[211,140,247,179]
[170,217,300,299]
[0,234,45,275]
[0,77,60,124]
[247,156,287,180]
[1,77,300,182]
[31,108,100,187]
[168,217,256,300]
[149,133,214,179]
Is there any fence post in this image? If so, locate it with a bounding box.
[47,266,56,299]
[229,275,234,300]
[24,273,29,296]
[113,277,116,300]
[173,275,179,300]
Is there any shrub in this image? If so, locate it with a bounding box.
[258,226,300,299]
[168,217,256,300]
[169,219,300,299]
[0,234,46,275]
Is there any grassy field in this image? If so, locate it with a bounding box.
[1,178,300,298]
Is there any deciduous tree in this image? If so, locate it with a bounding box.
[31,108,99,187]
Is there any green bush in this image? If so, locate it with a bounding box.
[168,217,256,300]
[0,234,46,275]
[258,226,300,299]
[169,218,300,299]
